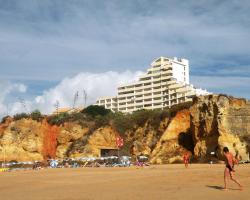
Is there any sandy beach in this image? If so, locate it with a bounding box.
[0,164,249,200]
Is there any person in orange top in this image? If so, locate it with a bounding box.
[223,147,243,190]
[183,152,190,168]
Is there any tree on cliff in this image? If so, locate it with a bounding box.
[82,105,111,118]
[13,113,29,120]
[30,110,43,121]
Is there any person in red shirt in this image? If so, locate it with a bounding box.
[223,147,243,190]
[183,151,190,168]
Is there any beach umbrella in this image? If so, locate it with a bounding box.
[50,160,58,168]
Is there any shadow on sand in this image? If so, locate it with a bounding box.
[206,185,241,191]
[206,185,224,190]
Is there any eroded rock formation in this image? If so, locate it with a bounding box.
[0,118,44,161]
[151,109,191,164]
[190,95,250,161]
[0,95,249,163]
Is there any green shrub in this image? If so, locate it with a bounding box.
[149,109,170,129]
[94,114,111,128]
[69,112,86,121]
[13,113,29,121]
[131,110,152,127]
[112,109,170,135]
[48,112,70,125]
[30,109,43,121]
[112,112,134,135]
[82,105,111,118]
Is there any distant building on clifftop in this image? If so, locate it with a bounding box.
[96,56,210,113]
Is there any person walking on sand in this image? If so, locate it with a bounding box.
[223,147,243,191]
[183,152,190,168]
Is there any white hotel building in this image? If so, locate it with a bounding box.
[96,56,209,113]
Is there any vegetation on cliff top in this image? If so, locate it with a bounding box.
[12,110,44,122]
[2,101,193,132]
[0,101,193,159]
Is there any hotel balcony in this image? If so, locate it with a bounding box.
[177,87,189,93]
[143,93,152,98]
[161,70,172,75]
[143,100,153,104]
[136,106,144,110]
[134,85,143,90]
[169,84,182,90]
[117,93,134,98]
[118,104,127,108]
[143,84,152,89]
[152,77,161,82]
[134,91,144,95]
[144,104,153,109]
[152,85,162,92]
[135,96,144,101]
[153,93,162,98]
[144,88,152,93]
[140,79,152,84]
[135,101,144,106]
[152,104,163,109]
[140,73,154,78]
[118,99,128,103]
[161,75,172,81]
[153,99,163,103]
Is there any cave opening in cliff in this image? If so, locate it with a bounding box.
[178,131,194,153]
[100,149,119,157]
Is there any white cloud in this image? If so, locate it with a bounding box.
[0,81,27,118]
[33,71,143,114]
[2,71,143,117]
[0,82,27,101]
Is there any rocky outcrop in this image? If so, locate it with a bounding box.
[190,95,250,161]
[64,126,118,158]
[56,122,89,158]
[0,118,44,161]
[0,95,249,163]
[126,117,169,157]
[150,109,191,164]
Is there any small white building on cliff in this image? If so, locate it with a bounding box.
[96,56,209,113]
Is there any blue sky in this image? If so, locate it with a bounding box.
[0,0,250,117]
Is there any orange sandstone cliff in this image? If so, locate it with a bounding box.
[0,95,249,163]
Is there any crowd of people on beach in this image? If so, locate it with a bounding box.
[1,155,150,171]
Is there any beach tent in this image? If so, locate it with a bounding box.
[50,160,58,168]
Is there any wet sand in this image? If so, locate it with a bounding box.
[0,164,249,200]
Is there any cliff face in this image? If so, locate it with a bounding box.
[150,109,191,164]
[125,117,169,157]
[0,119,119,161]
[59,126,119,158]
[0,118,44,161]
[0,95,249,163]
[190,95,250,161]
